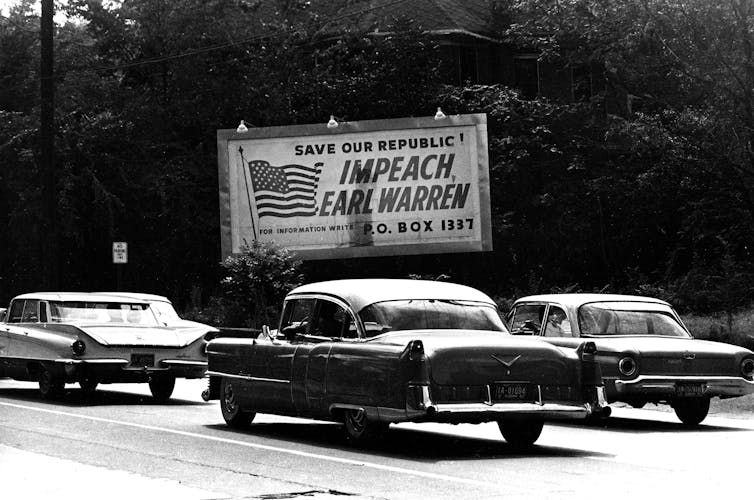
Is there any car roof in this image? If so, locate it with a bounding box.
[514,293,671,308]
[288,279,497,312]
[96,292,171,303]
[11,292,152,304]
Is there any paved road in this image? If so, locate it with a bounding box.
[0,378,751,499]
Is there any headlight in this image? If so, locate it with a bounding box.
[71,340,86,355]
[741,358,754,378]
[618,356,637,377]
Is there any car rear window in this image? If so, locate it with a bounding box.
[359,299,506,337]
[578,302,689,337]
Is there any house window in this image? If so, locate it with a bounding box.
[459,46,479,83]
[513,55,539,99]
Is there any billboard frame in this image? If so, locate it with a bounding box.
[218,113,492,260]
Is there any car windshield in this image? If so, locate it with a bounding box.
[578,302,689,337]
[359,299,506,337]
[49,301,160,326]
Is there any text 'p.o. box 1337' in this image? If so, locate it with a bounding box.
[217,113,492,260]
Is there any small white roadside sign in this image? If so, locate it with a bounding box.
[113,242,128,264]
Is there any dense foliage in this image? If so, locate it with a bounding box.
[2,0,754,325]
[220,240,302,327]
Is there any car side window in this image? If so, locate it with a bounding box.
[543,306,572,337]
[509,304,546,335]
[7,301,24,323]
[21,300,40,323]
[280,298,315,335]
[312,300,349,339]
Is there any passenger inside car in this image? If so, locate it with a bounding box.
[544,307,572,337]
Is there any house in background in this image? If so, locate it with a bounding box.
[326,0,601,103]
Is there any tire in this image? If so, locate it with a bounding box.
[38,365,64,399]
[673,397,710,425]
[497,419,544,447]
[148,373,176,402]
[343,408,388,444]
[220,377,255,428]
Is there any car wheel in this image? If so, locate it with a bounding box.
[343,408,387,444]
[673,397,710,425]
[38,365,64,399]
[148,374,176,402]
[497,419,544,446]
[220,377,255,428]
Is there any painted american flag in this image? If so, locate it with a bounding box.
[247,160,322,218]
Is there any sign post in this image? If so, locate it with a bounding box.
[112,242,127,291]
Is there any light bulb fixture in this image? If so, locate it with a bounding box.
[434,107,446,120]
[327,115,339,128]
[236,120,251,133]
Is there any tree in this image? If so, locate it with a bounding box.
[501,0,754,306]
[220,240,302,327]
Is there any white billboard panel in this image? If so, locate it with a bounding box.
[217,114,491,260]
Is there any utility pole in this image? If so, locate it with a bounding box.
[40,0,58,289]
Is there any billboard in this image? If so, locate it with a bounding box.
[217,113,492,260]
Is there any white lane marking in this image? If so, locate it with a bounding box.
[0,401,521,492]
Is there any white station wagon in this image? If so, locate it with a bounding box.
[0,292,215,400]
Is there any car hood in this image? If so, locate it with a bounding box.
[587,336,751,357]
[76,324,206,347]
[374,329,580,386]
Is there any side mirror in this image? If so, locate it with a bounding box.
[262,324,273,341]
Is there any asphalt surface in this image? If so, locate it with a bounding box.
[1,378,753,499]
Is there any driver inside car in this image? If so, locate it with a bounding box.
[314,302,343,338]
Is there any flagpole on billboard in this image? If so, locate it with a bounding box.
[238,146,258,240]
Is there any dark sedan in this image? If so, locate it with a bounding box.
[205,279,608,446]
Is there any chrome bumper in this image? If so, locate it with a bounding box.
[614,375,754,396]
[403,384,606,421]
[53,358,206,374]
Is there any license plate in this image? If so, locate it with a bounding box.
[675,383,706,397]
[493,383,530,401]
[130,354,155,367]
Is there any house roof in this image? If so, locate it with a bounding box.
[322,0,506,40]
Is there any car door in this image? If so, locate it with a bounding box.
[0,303,12,375]
[291,298,355,416]
[3,300,37,376]
[250,297,315,414]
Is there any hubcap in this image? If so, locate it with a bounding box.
[223,384,238,414]
[347,409,366,433]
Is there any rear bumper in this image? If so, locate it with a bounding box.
[401,384,606,422]
[613,375,754,397]
[52,358,207,379]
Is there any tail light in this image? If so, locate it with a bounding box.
[580,341,597,360]
[408,340,424,361]
[71,340,86,355]
[618,356,637,377]
[741,358,754,378]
